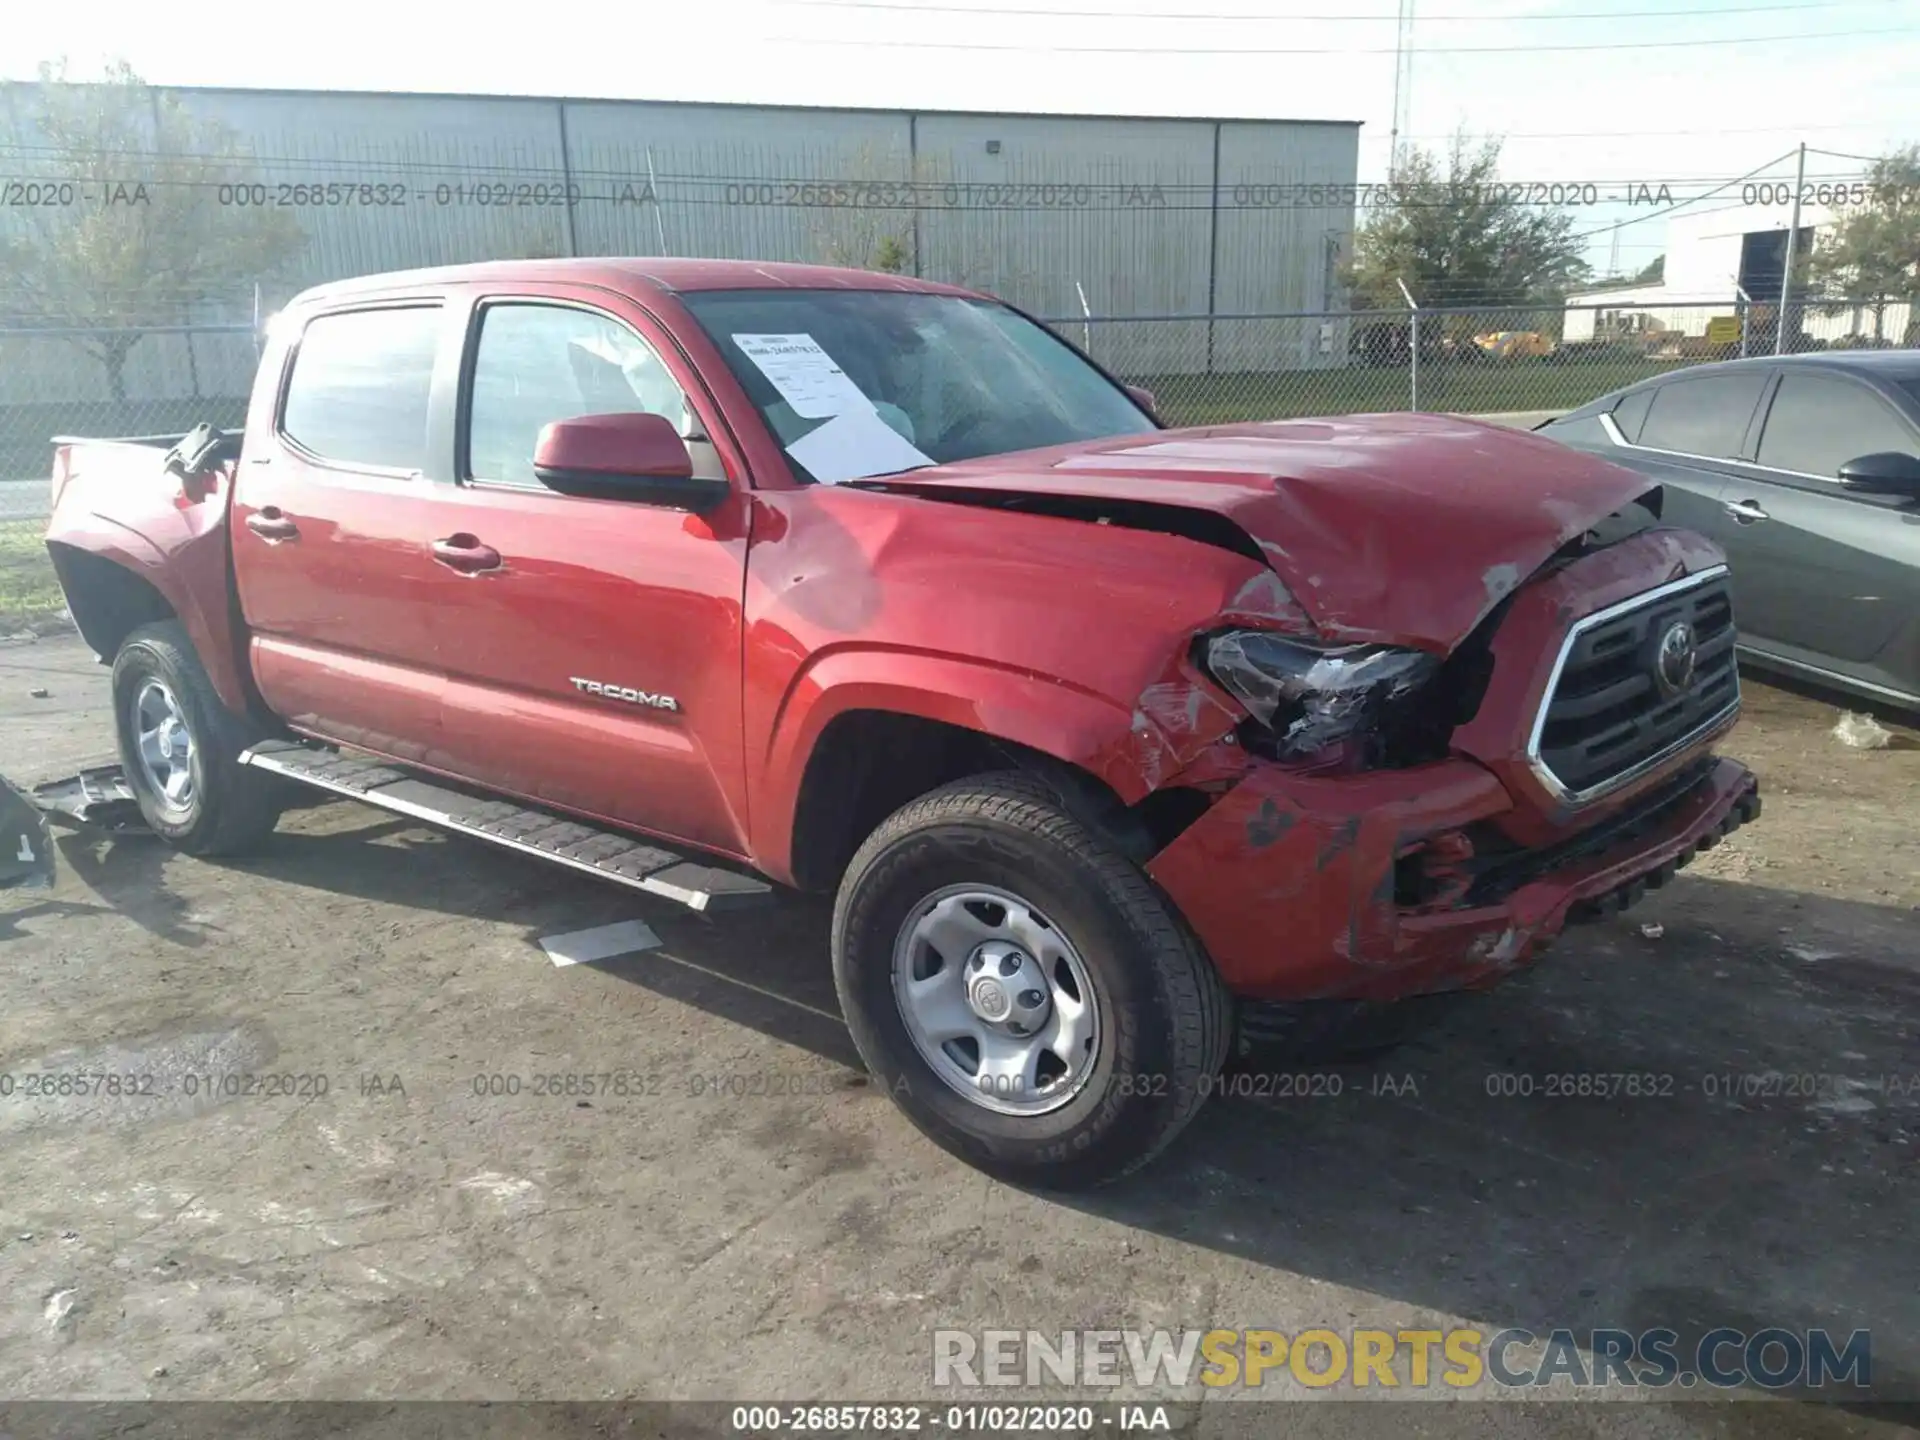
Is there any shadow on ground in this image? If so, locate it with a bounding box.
[1736,661,1918,744]
[41,803,1920,1415]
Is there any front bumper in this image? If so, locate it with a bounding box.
[1145,753,1760,1002]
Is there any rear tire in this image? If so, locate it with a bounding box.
[111,621,282,856]
[832,771,1230,1189]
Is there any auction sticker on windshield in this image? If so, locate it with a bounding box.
[731,331,933,482]
[731,333,873,419]
[787,407,932,483]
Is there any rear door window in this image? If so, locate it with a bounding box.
[280,306,440,473]
[1636,372,1768,458]
[1755,371,1920,479]
[1611,386,1654,443]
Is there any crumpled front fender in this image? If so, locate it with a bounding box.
[1147,758,1512,999]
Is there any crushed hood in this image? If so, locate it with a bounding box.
[865,413,1659,650]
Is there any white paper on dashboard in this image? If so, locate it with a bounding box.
[785,408,934,484]
[731,333,875,419]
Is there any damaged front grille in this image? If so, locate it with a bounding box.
[1530,567,1738,803]
[1457,757,1716,905]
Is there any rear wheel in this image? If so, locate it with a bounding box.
[112,622,282,855]
[832,771,1230,1188]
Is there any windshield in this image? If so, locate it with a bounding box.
[680,289,1156,484]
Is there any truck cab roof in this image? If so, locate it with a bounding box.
[291,257,981,306]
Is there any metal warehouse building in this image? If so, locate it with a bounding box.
[1,84,1362,406]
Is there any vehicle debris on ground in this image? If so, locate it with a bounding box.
[1833,712,1894,750]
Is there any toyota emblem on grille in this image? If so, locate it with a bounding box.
[1653,620,1697,696]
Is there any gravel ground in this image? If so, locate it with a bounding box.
[0,633,1915,1438]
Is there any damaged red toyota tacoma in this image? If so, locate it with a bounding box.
[43,259,1759,1187]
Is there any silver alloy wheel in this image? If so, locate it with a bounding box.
[892,883,1102,1116]
[130,678,196,816]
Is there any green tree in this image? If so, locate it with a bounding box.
[1633,254,1665,284]
[0,60,305,401]
[1343,134,1591,310]
[1807,144,1920,341]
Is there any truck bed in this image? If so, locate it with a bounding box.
[50,425,244,513]
[49,431,235,449]
[45,421,253,713]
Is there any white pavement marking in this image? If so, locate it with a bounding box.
[538,918,662,968]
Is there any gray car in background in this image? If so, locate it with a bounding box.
[1537,351,1920,709]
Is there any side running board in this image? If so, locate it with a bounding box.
[238,740,773,914]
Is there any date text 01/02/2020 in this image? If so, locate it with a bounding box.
[727,1404,1170,1435]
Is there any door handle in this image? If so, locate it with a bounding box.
[1723,498,1770,524]
[245,508,299,542]
[430,534,503,574]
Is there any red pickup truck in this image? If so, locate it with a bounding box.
[44,258,1759,1186]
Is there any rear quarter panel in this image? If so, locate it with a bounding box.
[45,443,250,714]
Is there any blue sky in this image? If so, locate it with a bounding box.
[7,0,1916,274]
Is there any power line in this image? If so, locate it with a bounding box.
[784,0,1904,19]
[1808,144,1902,162]
[1588,199,1759,233]
[1571,152,1797,240]
[765,24,1916,54]
[1364,123,1901,140]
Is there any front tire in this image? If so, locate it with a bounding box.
[112,621,282,855]
[831,771,1230,1189]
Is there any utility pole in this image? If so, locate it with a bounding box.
[1775,142,1806,356]
[1388,0,1415,181]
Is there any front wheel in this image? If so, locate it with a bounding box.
[112,621,283,855]
[831,771,1230,1189]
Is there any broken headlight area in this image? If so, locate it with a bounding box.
[1202,630,1442,769]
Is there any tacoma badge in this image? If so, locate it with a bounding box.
[570,677,680,712]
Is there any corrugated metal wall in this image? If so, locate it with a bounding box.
[0,84,1360,397]
[177,90,583,282]
[562,101,919,269]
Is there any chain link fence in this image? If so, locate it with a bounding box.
[0,479,65,632]
[4,295,1914,633]
[0,497,64,633]
[1061,297,1918,427]
[2,321,260,632]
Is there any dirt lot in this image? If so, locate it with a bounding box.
[0,631,1916,1436]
